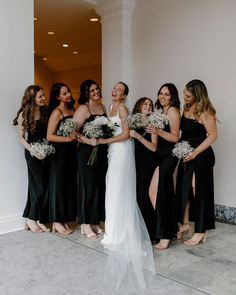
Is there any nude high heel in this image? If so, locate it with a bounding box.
[184,232,207,245]
[177,223,193,240]
[154,239,171,250]
[52,223,71,236]
[81,224,97,239]
[25,219,43,233]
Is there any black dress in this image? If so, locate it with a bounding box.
[77,112,108,225]
[48,115,77,222]
[154,124,179,240]
[134,128,156,239]
[23,120,49,223]
[176,115,215,232]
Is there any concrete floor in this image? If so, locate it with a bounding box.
[0,221,236,295]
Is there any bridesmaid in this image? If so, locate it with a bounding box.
[147,83,181,249]
[129,97,157,239]
[73,79,107,239]
[47,82,77,235]
[13,85,50,232]
[176,79,218,245]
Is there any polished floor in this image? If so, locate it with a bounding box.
[0,221,236,295]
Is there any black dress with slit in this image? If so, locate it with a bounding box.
[77,111,108,225]
[48,115,77,222]
[23,120,49,223]
[154,124,179,241]
[176,115,215,232]
[134,128,156,240]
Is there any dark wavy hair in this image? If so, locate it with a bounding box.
[78,79,101,105]
[184,79,216,121]
[48,82,75,114]
[118,81,129,96]
[155,83,180,110]
[13,85,48,134]
[132,97,153,114]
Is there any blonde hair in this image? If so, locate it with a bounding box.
[184,79,216,121]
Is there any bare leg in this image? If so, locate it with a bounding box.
[149,167,159,209]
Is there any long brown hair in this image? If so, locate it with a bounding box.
[132,97,153,114]
[13,85,48,134]
[184,79,216,121]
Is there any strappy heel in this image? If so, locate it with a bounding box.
[184,232,207,245]
[91,225,104,234]
[177,223,193,240]
[81,224,97,239]
[25,219,43,233]
[154,239,170,250]
[52,222,71,236]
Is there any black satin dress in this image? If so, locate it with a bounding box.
[48,115,77,222]
[154,124,179,241]
[23,120,49,223]
[77,113,108,224]
[176,116,215,232]
[134,128,156,240]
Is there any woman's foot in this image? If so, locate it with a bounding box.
[92,224,105,234]
[81,224,97,239]
[63,223,74,234]
[154,239,170,250]
[177,223,193,240]
[52,222,71,235]
[184,232,207,245]
[37,221,51,232]
[25,219,43,233]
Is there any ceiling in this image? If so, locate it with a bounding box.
[34,0,101,72]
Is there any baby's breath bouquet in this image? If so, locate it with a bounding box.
[148,111,169,129]
[57,118,77,137]
[83,116,117,166]
[30,139,56,159]
[172,141,194,170]
[125,113,146,130]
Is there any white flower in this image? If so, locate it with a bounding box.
[30,139,56,159]
[57,118,77,137]
[148,112,169,129]
[125,113,146,130]
[172,141,194,159]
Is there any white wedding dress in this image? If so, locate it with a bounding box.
[101,109,155,292]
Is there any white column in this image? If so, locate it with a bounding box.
[0,0,34,234]
[96,0,136,108]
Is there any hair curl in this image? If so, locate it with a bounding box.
[155,83,180,110]
[78,80,101,105]
[49,82,75,114]
[13,85,48,134]
[132,97,153,114]
[184,79,216,121]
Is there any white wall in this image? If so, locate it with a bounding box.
[0,0,34,234]
[131,0,236,207]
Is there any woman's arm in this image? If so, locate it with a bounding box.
[146,107,180,143]
[99,105,130,144]
[184,112,218,162]
[47,109,76,143]
[17,112,31,151]
[130,130,158,152]
[73,105,97,146]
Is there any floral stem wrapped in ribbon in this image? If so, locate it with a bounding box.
[56,118,78,137]
[83,116,117,166]
[30,139,56,159]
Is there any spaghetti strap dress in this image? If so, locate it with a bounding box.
[176,115,215,232]
[154,123,179,240]
[23,120,49,223]
[48,114,77,222]
[134,128,156,240]
[77,105,108,224]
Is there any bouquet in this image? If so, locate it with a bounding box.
[172,141,194,170]
[125,113,146,130]
[148,111,169,129]
[83,116,117,166]
[30,139,56,159]
[57,118,77,137]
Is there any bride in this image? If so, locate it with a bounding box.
[98,82,155,292]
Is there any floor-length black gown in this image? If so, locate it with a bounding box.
[134,128,156,240]
[154,124,179,241]
[77,110,108,225]
[23,120,49,223]
[48,115,77,222]
[176,116,215,232]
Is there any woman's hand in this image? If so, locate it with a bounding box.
[34,154,43,160]
[66,132,77,142]
[183,151,197,162]
[89,138,98,146]
[129,130,140,139]
[146,125,159,134]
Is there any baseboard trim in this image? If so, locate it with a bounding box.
[0,215,25,235]
[215,204,236,224]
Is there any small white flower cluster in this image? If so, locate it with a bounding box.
[83,116,115,138]
[125,113,146,130]
[30,139,56,159]
[57,118,77,137]
[148,112,169,129]
[172,141,194,159]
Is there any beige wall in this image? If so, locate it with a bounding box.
[131,0,236,207]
